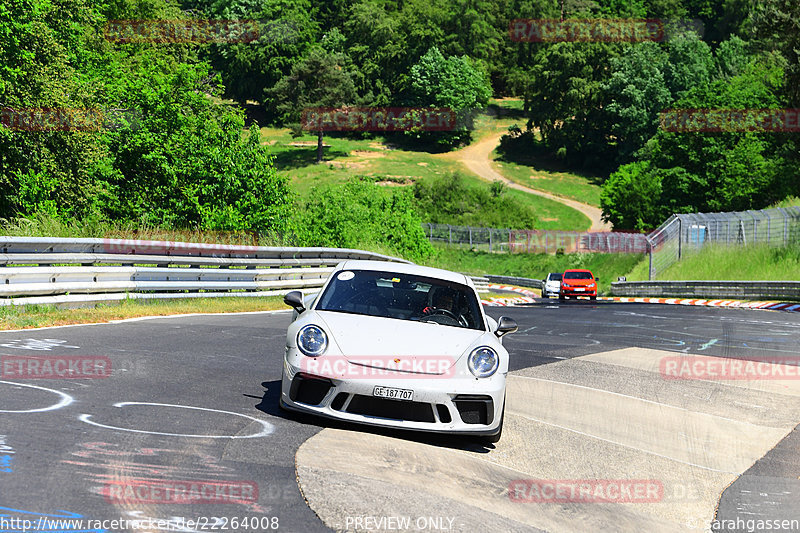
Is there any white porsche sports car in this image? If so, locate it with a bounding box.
[279,260,517,442]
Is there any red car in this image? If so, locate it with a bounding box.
[559,269,597,300]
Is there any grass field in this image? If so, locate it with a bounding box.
[0,295,287,330]
[625,243,800,282]
[261,99,596,232]
[492,158,604,207]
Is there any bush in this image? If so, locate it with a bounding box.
[291,178,433,262]
[413,173,537,228]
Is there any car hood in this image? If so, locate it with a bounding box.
[314,311,485,374]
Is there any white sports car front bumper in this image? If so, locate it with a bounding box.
[280,354,505,436]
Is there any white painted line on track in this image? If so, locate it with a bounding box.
[0,380,74,413]
[78,402,274,438]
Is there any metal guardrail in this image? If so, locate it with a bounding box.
[0,237,411,306]
[0,237,491,307]
[468,275,490,293]
[610,281,800,300]
[485,275,544,290]
[0,236,409,264]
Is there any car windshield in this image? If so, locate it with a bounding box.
[564,271,593,280]
[316,269,484,330]
[549,273,563,281]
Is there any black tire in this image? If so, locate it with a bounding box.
[558,294,565,301]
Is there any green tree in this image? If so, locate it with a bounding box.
[600,161,663,230]
[714,35,750,80]
[665,32,713,98]
[405,47,492,147]
[520,42,623,171]
[342,1,407,105]
[270,46,357,163]
[750,0,800,105]
[602,42,672,163]
[202,0,319,108]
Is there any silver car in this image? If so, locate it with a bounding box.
[543,272,562,298]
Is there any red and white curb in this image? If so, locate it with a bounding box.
[481,284,538,307]
[480,284,800,313]
[599,296,800,313]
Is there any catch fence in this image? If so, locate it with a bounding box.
[646,207,800,279]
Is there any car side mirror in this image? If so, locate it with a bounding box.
[284,291,306,314]
[495,316,518,337]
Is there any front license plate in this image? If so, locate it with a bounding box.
[574,288,585,292]
[373,386,414,401]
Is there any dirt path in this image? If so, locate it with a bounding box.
[451,131,612,231]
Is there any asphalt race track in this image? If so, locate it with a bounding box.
[0,301,798,532]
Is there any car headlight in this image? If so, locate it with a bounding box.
[589,282,596,288]
[468,346,499,378]
[297,325,328,357]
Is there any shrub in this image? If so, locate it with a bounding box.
[291,178,433,262]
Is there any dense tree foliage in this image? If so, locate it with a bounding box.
[1,0,292,233]
[291,178,434,262]
[2,0,799,244]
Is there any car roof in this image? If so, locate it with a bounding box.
[336,260,471,286]
[563,269,594,274]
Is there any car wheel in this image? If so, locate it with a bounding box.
[558,294,565,301]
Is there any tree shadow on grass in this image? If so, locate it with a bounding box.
[495,145,607,186]
[242,103,270,128]
[270,147,351,170]
[485,102,526,121]
[379,133,458,154]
